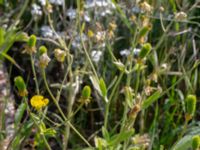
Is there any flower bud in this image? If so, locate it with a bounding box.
[139,43,152,59]
[54,48,66,62]
[81,85,91,99]
[192,135,200,150]
[39,46,47,55]
[79,85,92,106]
[27,35,37,48]
[14,76,28,97]
[138,26,151,39]
[186,94,197,117]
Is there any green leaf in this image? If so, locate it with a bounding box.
[113,61,125,72]
[124,86,134,108]
[12,120,33,149]
[142,90,162,109]
[44,128,57,137]
[102,126,110,141]
[0,52,24,71]
[172,135,193,150]
[99,78,107,98]
[14,103,27,126]
[15,32,29,42]
[0,28,5,46]
[90,75,101,94]
[108,129,134,146]
[0,0,3,5]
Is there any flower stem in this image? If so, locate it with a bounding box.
[30,54,39,94]
[42,69,91,147]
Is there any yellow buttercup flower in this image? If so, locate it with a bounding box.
[30,95,49,110]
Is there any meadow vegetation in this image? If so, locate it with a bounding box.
[0,0,200,149]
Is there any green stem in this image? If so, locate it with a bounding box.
[104,72,124,129]
[30,54,39,94]
[42,69,91,147]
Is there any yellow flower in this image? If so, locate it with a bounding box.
[30,95,49,110]
[87,29,94,38]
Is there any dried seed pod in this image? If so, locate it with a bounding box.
[39,53,51,68]
[54,48,66,63]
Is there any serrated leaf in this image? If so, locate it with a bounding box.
[142,90,162,109]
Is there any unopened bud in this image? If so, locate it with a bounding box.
[27,35,37,48]
[192,135,200,150]
[139,43,152,59]
[186,94,197,117]
[39,46,47,55]
[14,76,28,97]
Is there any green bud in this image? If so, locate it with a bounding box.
[192,135,200,150]
[39,46,47,55]
[14,76,28,97]
[138,26,150,38]
[81,85,91,99]
[139,43,152,59]
[27,34,37,47]
[186,94,197,116]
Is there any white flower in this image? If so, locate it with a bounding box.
[49,0,63,5]
[41,26,54,38]
[66,7,77,20]
[31,4,42,16]
[133,48,141,56]
[100,9,112,16]
[85,0,115,9]
[120,49,130,56]
[120,48,141,57]
[91,50,102,62]
[38,0,46,6]
[72,33,88,49]
[84,13,91,22]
